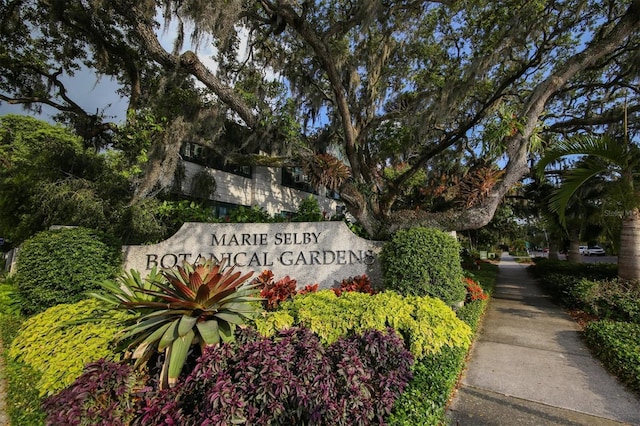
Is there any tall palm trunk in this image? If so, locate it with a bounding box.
[617,208,640,281]
[566,230,582,263]
[548,239,560,260]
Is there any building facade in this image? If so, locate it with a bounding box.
[179,141,345,218]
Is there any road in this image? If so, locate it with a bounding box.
[578,255,617,264]
[529,251,617,264]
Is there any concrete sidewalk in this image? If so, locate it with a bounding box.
[446,254,640,426]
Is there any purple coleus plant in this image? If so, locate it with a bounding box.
[139,326,414,426]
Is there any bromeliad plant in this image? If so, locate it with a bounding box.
[93,258,261,389]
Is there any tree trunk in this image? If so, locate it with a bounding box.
[566,231,582,263]
[617,208,640,281]
[548,239,560,260]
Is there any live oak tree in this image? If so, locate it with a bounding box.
[1,0,639,239]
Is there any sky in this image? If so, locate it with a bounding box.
[0,70,128,123]
[0,16,230,125]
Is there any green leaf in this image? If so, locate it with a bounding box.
[167,329,195,387]
[158,319,180,351]
[549,165,607,226]
[215,311,246,325]
[196,320,220,346]
[121,316,171,340]
[218,320,235,343]
[177,315,198,337]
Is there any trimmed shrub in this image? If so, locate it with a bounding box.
[528,259,616,309]
[8,299,132,396]
[389,346,467,425]
[573,278,640,323]
[529,260,639,324]
[137,326,413,426]
[381,227,466,305]
[254,290,472,359]
[14,227,122,315]
[345,262,499,425]
[584,320,640,393]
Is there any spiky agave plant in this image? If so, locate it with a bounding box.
[97,259,261,389]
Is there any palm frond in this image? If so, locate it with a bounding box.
[549,165,608,226]
[536,135,630,179]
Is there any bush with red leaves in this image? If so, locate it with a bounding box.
[333,275,376,297]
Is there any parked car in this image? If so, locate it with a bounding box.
[579,246,588,255]
[585,246,605,256]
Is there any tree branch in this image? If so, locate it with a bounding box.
[130,12,259,129]
[273,1,363,180]
[546,104,640,134]
[384,0,640,233]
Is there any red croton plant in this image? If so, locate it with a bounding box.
[253,270,379,310]
[253,270,319,311]
[464,277,487,303]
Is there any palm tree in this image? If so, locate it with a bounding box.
[537,135,640,280]
[527,179,601,263]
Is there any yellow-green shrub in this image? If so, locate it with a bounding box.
[253,309,296,336]
[254,290,471,359]
[8,299,133,397]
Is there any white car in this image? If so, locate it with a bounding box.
[579,246,588,255]
[585,246,605,256]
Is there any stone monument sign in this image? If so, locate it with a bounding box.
[122,221,384,288]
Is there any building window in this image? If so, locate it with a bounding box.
[181,142,252,178]
[279,211,296,221]
[212,201,245,219]
[281,167,316,193]
[326,189,341,200]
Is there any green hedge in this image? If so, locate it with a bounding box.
[584,321,640,394]
[389,266,494,425]
[254,290,472,359]
[528,259,617,309]
[381,227,466,305]
[14,227,122,315]
[389,346,467,425]
[571,278,640,324]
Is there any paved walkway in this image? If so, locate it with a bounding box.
[447,254,640,425]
